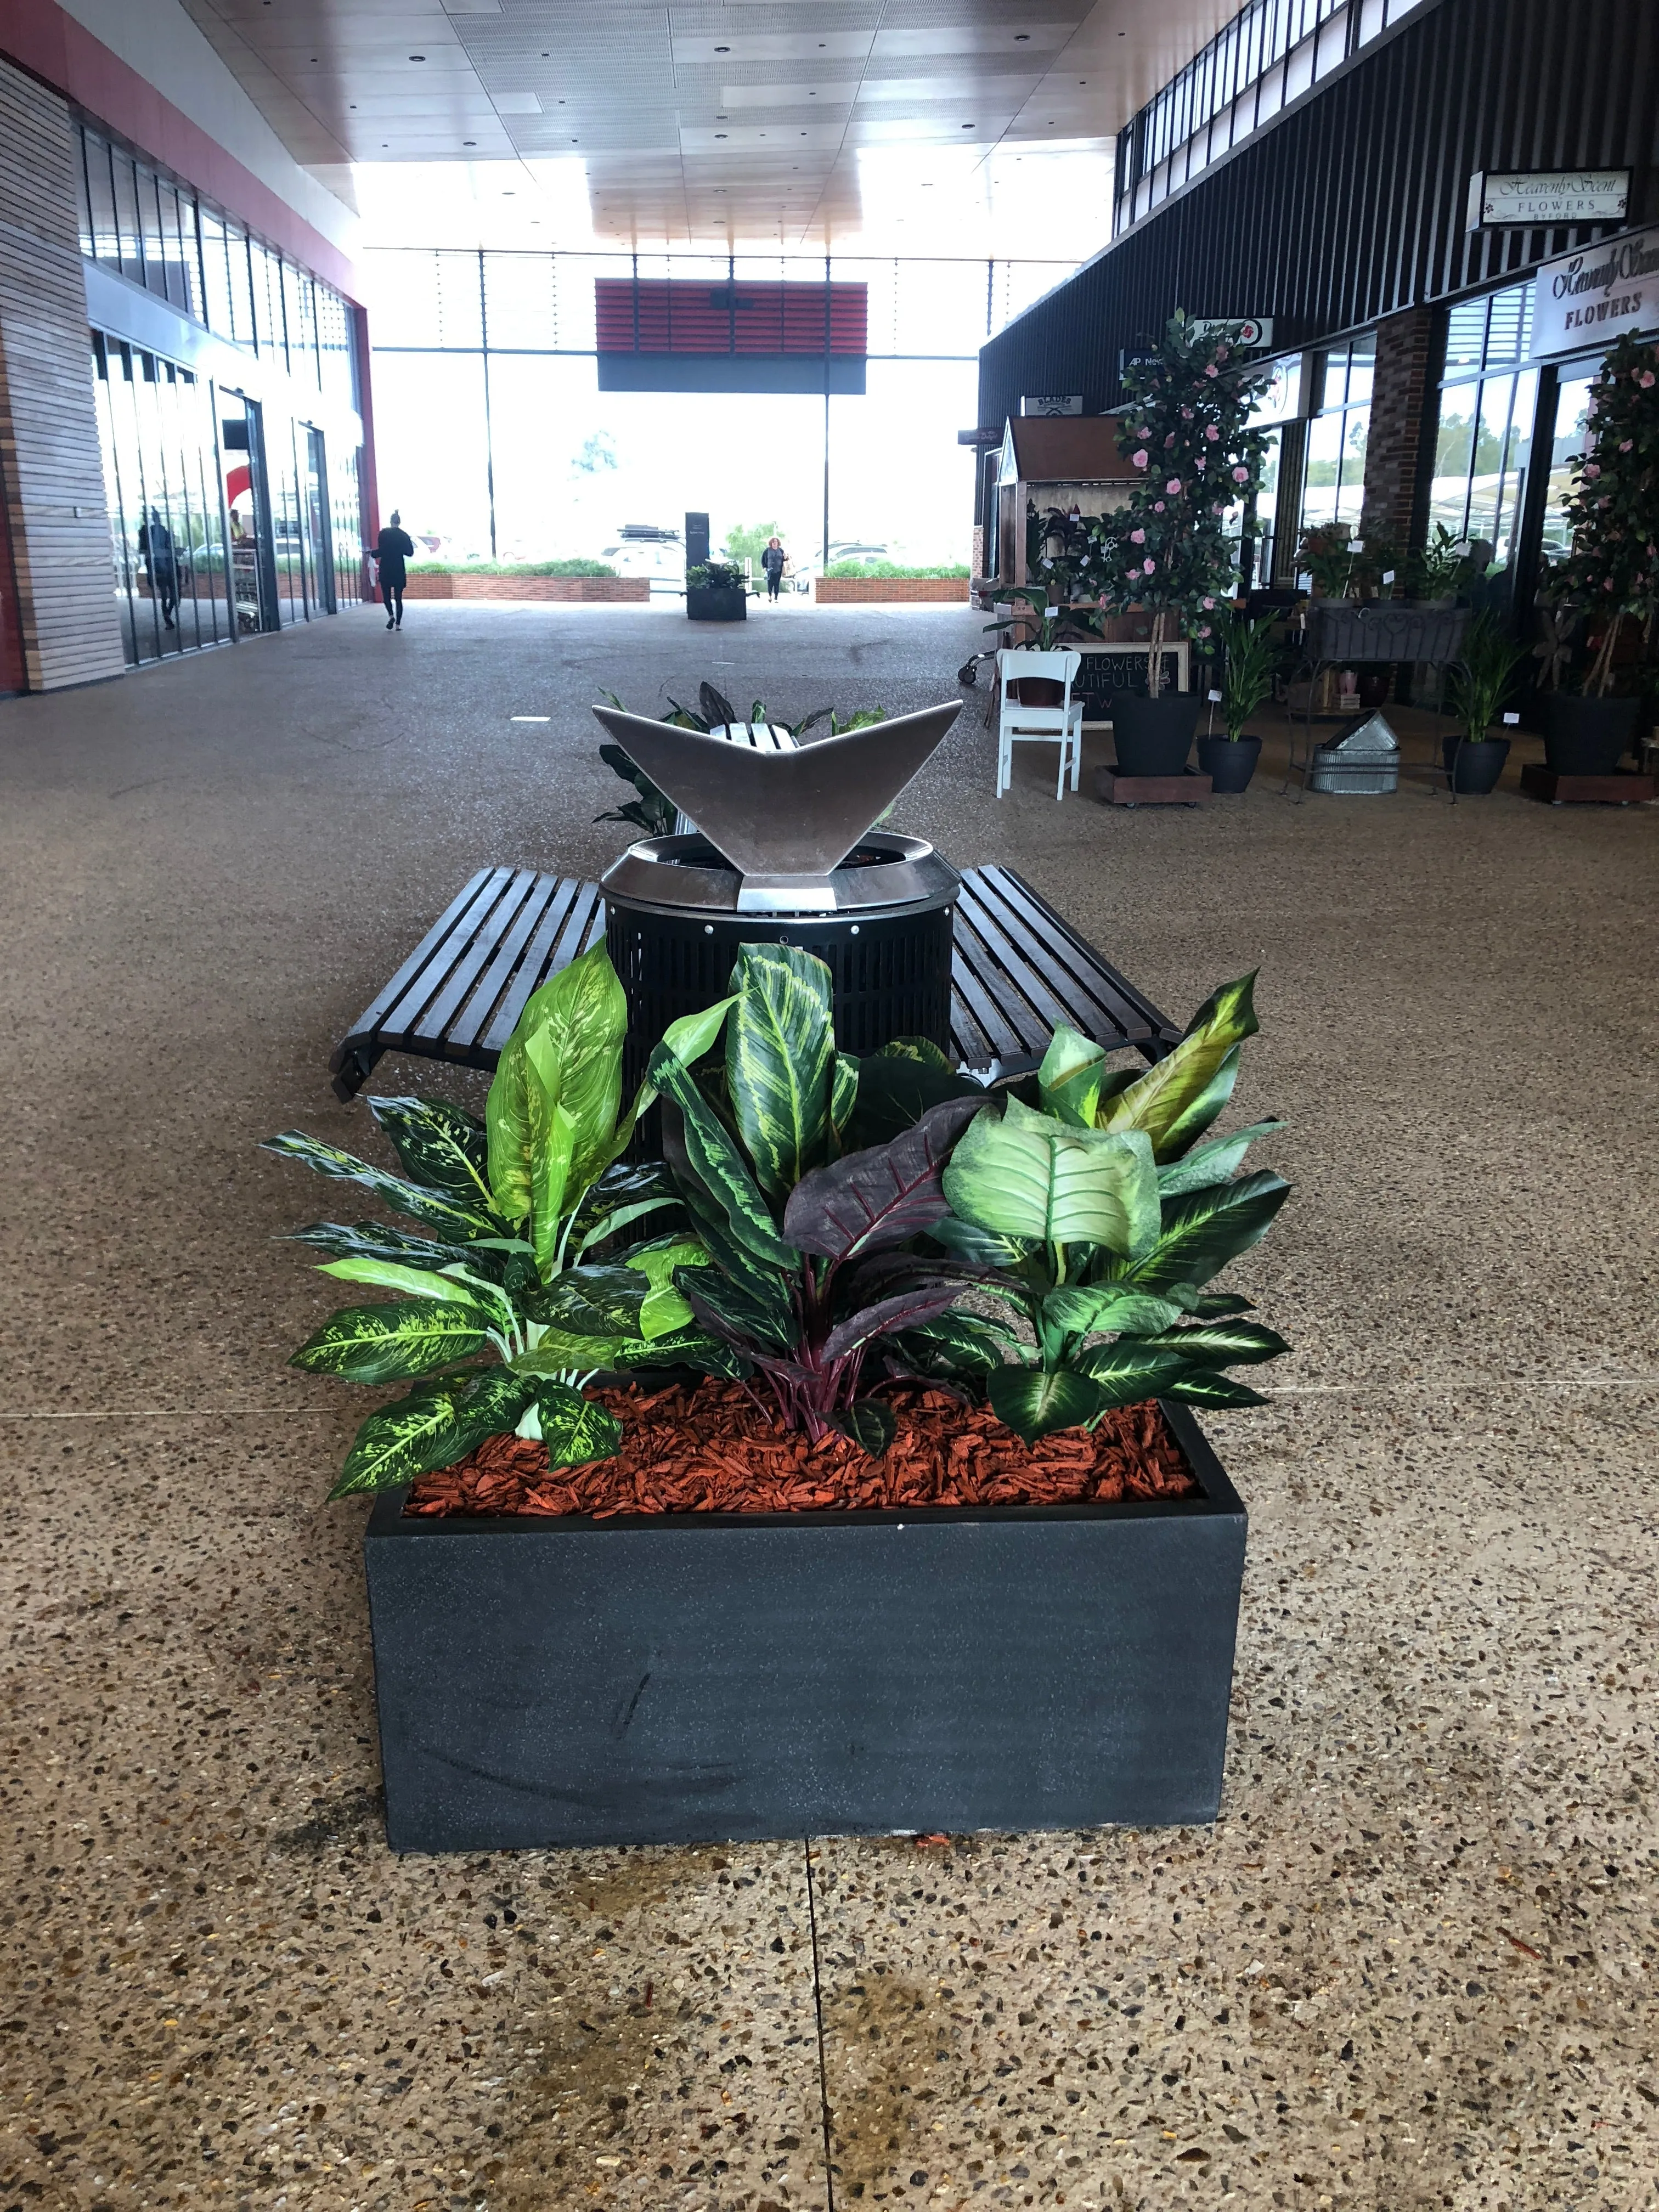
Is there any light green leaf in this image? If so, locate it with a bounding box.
[291,1301,487,1385]
[942,1096,1160,1255]
[484,1036,533,1227]
[1156,1120,1284,1197]
[1098,974,1259,1161]
[516,940,628,1204]
[1041,1285,1186,1339]
[649,1046,799,1271]
[1037,1024,1107,1127]
[365,1096,493,1206]
[986,1364,1105,1442]
[330,1378,472,1497]
[534,1380,622,1468]
[512,1331,621,1377]
[828,1051,860,1156]
[1163,1370,1271,1409]
[1138,1319,1290,1365]
[262,1131,501,1243]
[725,944,834,1197]
[526,1088,578,1284]
[608,994,740,1161]
[318,1255,488,1308]
[624,1234,710,1340]
[1073,1339,1193,1409]
[1153,1043,1242,1159]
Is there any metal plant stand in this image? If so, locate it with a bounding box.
[1283,602,1470,802]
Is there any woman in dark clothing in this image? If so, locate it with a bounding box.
[761,536,787,601]
[375,510,415,629]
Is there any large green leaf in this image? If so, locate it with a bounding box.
[286,1220,479,1272]
[517,941,628,1203]
[1152,1044,1242,1160]
[448,1368,539,1454]
[1037,1024,1108,1128]
[317,1254,492,1310]
[1073,1339,1193,1409]
[262,1131,500,1243]
[623,1233,709,1339]
[986,1364,1105,1442]
[1163,1370,1271,1409]
[943,1096,1160,1255]
[1098,973,1259,1161]
[649,1048,799,1271]
[1041,1284,1186,1340]
[512,1330,623,1377]
[929,1212,1035,1271]
[330,1378,473,1497]
[366,1096,493,1206]
[1116,1171,1290,1294]
[291,1300,488,1384]
[890,1311,1011,1380]
[725,944,834,1198]
[535,1381,622,1468]
[1156,1120,1284,1197]
[484,1036,533,1227]
[524,1081,578,1284]
[539,1263,649,1339]
[1139,1318,1290,1365]
[608,994,740,1161]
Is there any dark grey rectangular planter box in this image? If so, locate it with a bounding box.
[363,1401,1246,1854]
[686,586,747,622]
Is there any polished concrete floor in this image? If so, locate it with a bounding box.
[3,600,1656,2212]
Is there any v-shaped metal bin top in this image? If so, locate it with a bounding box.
[590,699,962,877]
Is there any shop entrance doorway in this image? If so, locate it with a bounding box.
[301,426,335,615]
[219,393,278,635]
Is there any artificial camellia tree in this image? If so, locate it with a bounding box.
[1113,313,1272,695]
[1556,332,1659,697]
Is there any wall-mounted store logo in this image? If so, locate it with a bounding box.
[1020,395,1084,415]
[1531,223,1659,359]
[1189,317,1274,348]
[1469,170,1629,232]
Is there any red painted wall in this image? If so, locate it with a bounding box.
[1,0,360,303]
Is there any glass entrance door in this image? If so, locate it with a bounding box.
[301,426,335,614]
[218,392,278,634]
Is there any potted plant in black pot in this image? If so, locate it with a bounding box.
[1108,314,1269,776]
[1539,331,1659,774]
[1443,612,1530,793]
[986,587,1104,703]
[268,939,1293,1852]
[1198,610,1278,791]
[686,558,749,622]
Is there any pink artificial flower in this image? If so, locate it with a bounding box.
[1143,558,1156,574]
[1197,624,1212,639]
[1212,504,1225,515]
[1231,466,1250,483]
[1205,424,1220,441]
[1604,578,1616,590]
[1130,527,1146,544]
[1621,439,1634,452]
[1132,450,1149,470]
[1583,462,1601,479]
[1639,370,1655,388]
[1154,501,1166,512]
[1165,432,1176,447]
[1182,407,1194,420]
[1205,365,1218,377]
[1216,346,1229,362]
[1166,477,1182,494]
[1202,596,1215,610]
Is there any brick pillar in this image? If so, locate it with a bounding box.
[1361,307,1436,553]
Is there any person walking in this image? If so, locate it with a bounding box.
[137,507,179,629]
[760,535,787,602]
[374,510,415,629]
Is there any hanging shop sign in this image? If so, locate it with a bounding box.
[1189,317,1274,347]
[1469,170,1630,232]
[1531,223,1659,358]
[1020,394,1084,415]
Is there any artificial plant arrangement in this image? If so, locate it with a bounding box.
[986,586,1106,652]
[1111,312,1271,696]
[910,974,1291,1439]
[1409,524,1478,604]
[1551,332,1659,699]
[1025,501,1125,605]
[1213,609,1280,740]
[1448,611,1531,740]
[266,945,735,1497]
[687,560,747,593]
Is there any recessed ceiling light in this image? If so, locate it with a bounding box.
[714,43,730,50]
[1014,31,1029,37]
[962,122,974,127]
[715,132,726,138]
[409,54,425,61]
[464,139,476,145]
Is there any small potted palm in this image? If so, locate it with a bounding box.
[1108,315,1269,776]
[1444,612,1529,793]
[1198,610,1278,792]
[1540,332,1659,774]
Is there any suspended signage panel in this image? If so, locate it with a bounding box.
[595,278,867,393]
[1531,224,1659,358]
[1020,394,1084,415]
[1189,317,1274,347]
[1470,170,1630,231]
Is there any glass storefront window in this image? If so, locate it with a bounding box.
[1539,373,1596,565]
[1299,335,1372,541]
[1429,279,1538,593]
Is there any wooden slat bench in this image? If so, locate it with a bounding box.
[329,863,1178,1101]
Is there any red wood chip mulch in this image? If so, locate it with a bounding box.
[404,1379,1198,1520]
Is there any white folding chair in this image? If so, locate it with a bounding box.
[995,650,1084,799]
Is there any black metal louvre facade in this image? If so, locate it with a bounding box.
[978,0,1659,428]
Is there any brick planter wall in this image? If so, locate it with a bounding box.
[814,577,970,603]
[399,574,650,602]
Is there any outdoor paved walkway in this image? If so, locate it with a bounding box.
[3,601,1656,2211]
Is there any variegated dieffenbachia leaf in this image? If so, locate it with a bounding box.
[285,1220,481,1272]
[365,1096,493,1206]
[511,1330,622,1377]
[291,1299,488,1384]
[986,1365,1104,1442]
[330,1377,473,1497]
[943,1096,1160,1256]
[1155,1120,1284,1197]
[648,1048,799,1272]
[535,1380,622,1469]
[1113,1170,1290,1294]
[1097,974,1259,1161]
[1136,1318,1290,1365]
[262,1131,503,1243]
[724,943,834,1198]
[315,1254,494,1311]
[484,1032,533,1227]
[623,1233,709,1339]
[1040,1284,1187,1341]
[448,1367,539,1454]
[612,1328,747,1378]
[539,1263,649,1339]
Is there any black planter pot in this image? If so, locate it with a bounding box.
[1196,735,1262,792]
[1110,689,1201,778]
[364,1401,1245,1851]
[1441,734,1510,794]
[687,586,747,622]
[1542,691,1639,775]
